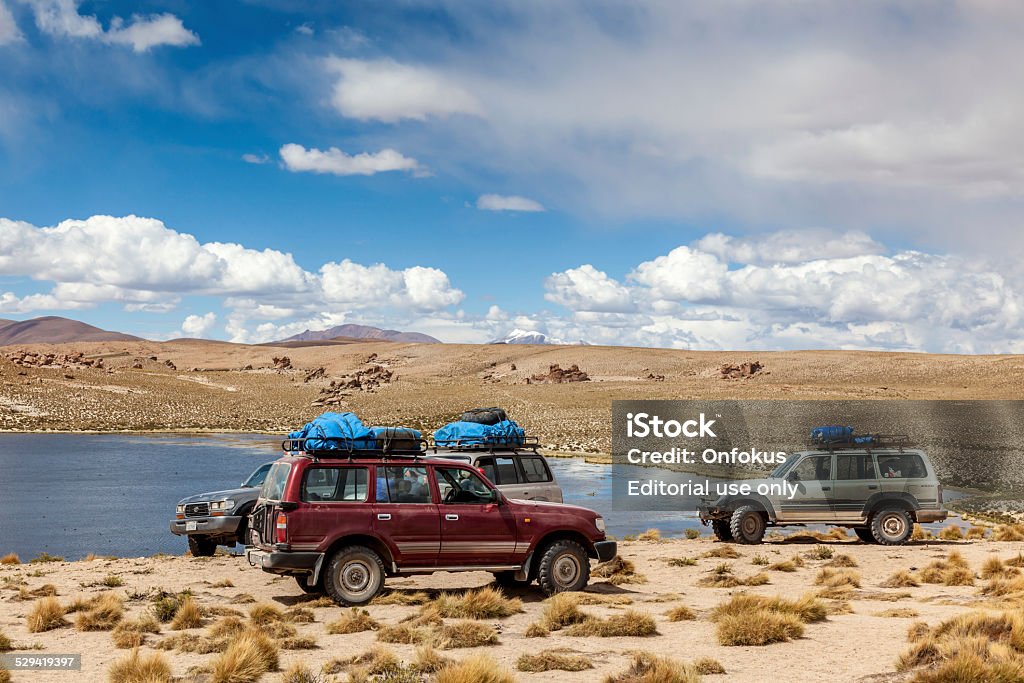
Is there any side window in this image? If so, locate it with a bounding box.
[876,454,927,479]
[835,454,876,480]
[791,455,832,482]
[244,463,272,488]
[520,457,552,483]
[477,457,497,483]
[260,462,291,501]
[495,457,521,484]
[435,467,494,504]
[376,466,431,503]
[302,467,368,502]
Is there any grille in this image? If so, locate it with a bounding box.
[184,503,210,518]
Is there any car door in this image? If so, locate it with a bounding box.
[518,455,562,503]
[288,465,374,550]
[433,465,519,566]
[829,452,878,523]
[371,465,440,569]
[780,454,837,522]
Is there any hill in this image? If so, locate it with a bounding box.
[0,316,142,345]
[277,323,440,345]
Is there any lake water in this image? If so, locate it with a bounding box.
[0,433,965,560]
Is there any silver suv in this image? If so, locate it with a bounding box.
[698,438,946,545]
[432,448,563,503]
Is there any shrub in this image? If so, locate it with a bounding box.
[684,528,701,540]
[938,525,964,541]
[436,655,516,683]
[29,552,63,564]
[751,554,769,566]
[637,528,662,542]
[667,557,697,567]
[210,630,279,682]
[703,546,740,559]
[433,586,522,619]
[411,645,450,673]
[248,602,283,625]
[0,553,20,565]
[966,526,989,540]
[433,620,500,649]
[605,651,700,683]
[665,604,697,621]
[815,568,861,589]
[170,596,203,630]
[993,525,1024,542]
[882,570,920,588]
[716,609,804,646]
[108,648,172,683]
[541,593,587,630]
[281,663,323,683]
[27,596,67,632]
[517,650,593,672]
[693,657,727,675]
[102,574,124,588]
[564,610,658,637]
[524,622,550,638]
[807,545,833,560]
[711,593,827,624]
[326,608,379,634]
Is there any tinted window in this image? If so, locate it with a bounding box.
[791,455,832,482]
[243,463,272,488]
[436,467,494,504]
[302,467,368,502]
[260,462,291,501]
[495,457,521,484]
[477,457,496,483]
[520,457,551,483]
[377,466,431,503]
[876,454,927,479]
[835,454,876,480]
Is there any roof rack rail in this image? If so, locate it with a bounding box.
[807,433,914,452]
[430,434,541,455]
[282,433,428,461]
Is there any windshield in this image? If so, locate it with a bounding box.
[260,462,291,501]
[770,457,798,479]
[243,463,272,488]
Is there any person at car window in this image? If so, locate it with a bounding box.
[881,459,902,478]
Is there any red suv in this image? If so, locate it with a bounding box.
[245,438,615,605]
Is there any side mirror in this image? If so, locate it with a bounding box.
[488,489,502,505]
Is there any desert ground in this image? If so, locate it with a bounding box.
[3,531,1024,682]
[3,339,1024,455]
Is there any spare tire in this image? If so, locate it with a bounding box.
[460,407,508,425]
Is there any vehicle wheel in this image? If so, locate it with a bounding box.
[711,519,734,542]
[854,527,877,544]
[730,505,767,544]
[870,507,913,545]
[492,571,530,587]
[323,545,385,606]
[537,540,590,595]
[294,574,323,594]
[188,535,217,557]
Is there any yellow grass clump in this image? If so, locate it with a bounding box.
[825,554,858,568]
[170,596,203,630]
[281,663,319,683]
[541,593,588,631]
[108,648,172,683]
[698,562,770,588]
[208,616,247,640]
[210,630,279,683]
[247,602,284,625]
[326,608,379,634]
[283,606,314,623]
[874,608,919,618]
[516,649,594,672]
[716,609,805,646]
[564,610,658,637]
[0,629,12,651]
[966,526,989,540]
[433,586,523,619]
[911,524,933,541]
[27,595,67,632]
[993,524,1024,542]
[703,545,740,559]
[433,620,500,649]
[412,645,451,673]
[592,555,647,585]
[636,528,662,542]
[436,655,517,683]
[524,622,550,638]
[665,604,697,621]
[0,553,20,565]
[111,613,161,649]
[768,555,805,572]
[370,590,431,606]
[882,570,920,588]
[896,609,1024,680]
[815,567,862,589]
[918,551,975,586]
[938,525,964,541]
[711,593,828,624]
[605,651,700,683]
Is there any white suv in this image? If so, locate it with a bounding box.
[433,449,563,503]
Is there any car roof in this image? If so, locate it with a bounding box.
[795,448,929,457]
[275,454,478,467]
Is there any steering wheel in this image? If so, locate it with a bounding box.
[443,487,458,503]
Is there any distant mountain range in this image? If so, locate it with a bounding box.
[488,328,590,346]
[276,324,441,345]
[0,316,143,345]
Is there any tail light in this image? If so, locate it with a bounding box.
[275,511,288,544]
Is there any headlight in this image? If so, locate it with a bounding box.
[595,517,606,533]
[175,504,185,515]
[211,500,236,512]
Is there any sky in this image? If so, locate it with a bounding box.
[1,0,1023,352]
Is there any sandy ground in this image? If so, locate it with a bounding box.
[3,535,1024,682]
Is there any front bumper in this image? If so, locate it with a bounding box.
[246,548,324,575]
[697,504,727,521]
[594,540,618,562]
[169,515,242,537]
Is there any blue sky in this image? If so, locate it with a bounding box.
[2,1,1023,352]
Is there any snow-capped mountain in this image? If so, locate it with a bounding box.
[488,328,590,346]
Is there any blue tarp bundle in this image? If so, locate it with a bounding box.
[810,425,854,442]
[288,412,422,451]
[433,419,526,447]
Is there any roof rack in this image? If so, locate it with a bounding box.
[282,433,428,461]
[807,434,914,452]
[431,434,541,455]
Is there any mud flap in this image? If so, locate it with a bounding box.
[514,552,533,581]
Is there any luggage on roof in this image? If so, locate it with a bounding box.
[459,407,509,426]
[810,425,853,443]
[433,418,526,449]
[285,412,423,454]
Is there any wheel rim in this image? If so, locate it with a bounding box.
[741,514,760,536]
[552,553,581,587]
[881,513,906,538]
[341,559,373,595]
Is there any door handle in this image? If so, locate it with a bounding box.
[377,513,392,521]
[445,513,459,521]
[822,486,831,491]
[867,485,878,490]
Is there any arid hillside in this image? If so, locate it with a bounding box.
[2,340,1023,452]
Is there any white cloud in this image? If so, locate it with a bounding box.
[241,153,270,165]
[319,260,463,310]
[23,0,198,51]
[476,194,545,212]
[694,230,885,265]
[279,143,422,176]
[327,58,481,123]
[0,1,22,44]
[179,312,217,338]
[545,264,633,313]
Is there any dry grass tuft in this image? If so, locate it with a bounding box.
[882,570,920,588]
[966,526,989,540]
[436,654,517,683]
[433,620,500,649]
[564,610,658,637]
[815,567,861,589]
[412,645,451,673]
[768,556,804,572]
[370,590,431,606]
[938,525,964,541]
[280,663,321,683]
[433,586,522,619]
[637,528,662,542]
[667,556,697,567]
[711,593,827,624]
[874,608,919,618]
[911,524,933,541]
[516,649,594,672]
[698,562,769,588]
[665,604,697,621]
[693,657,727,675]
[895,609,1024,679]
[326,608,379,634]
[75,592,126,631]
[0,553,20,565]
[248,602,284,625]
[918,551,975,586]
[993,524,1024,542]
[210,630,279,682]
[524,622,550,638]
[108,648,172,683]
[170,595,203,630]
[716,609,805,646]
[541,592,588,630]
[208,616,247,640]
[0,630,12,651]
[593,555,647,585]
[280,635,318,650]
[111,613,161,649]
[377,623,429,645]
[605,651,701,683]
[825,554,858,568]
[27,595,67,632]
[981,556,1020,580]
[703,545,740,559]
[283,607,314,623]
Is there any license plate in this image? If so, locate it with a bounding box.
[185,521,197,531]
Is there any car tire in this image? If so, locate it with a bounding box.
[492,571,530,587]
[854,527,877,544]
[294,574,324,594]
[730,505,767,544]
[323,545,385,606]
[870,507,913,545]
[188,535,217,557]
[537,540,590,595]
[711,519,734,542]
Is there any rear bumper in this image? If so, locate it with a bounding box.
[169,516,242,537]
[594,540,617,562]
[916,509,949,523]
[246,548,323,575]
